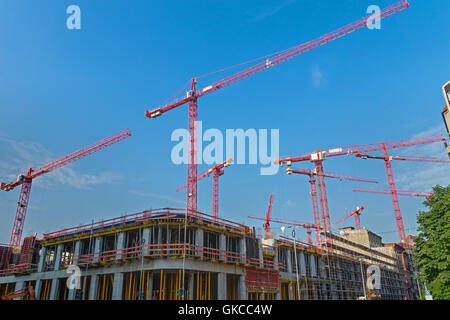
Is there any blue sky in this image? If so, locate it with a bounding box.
[0,0,449,245]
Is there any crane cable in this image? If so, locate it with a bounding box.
[194,44,297,81]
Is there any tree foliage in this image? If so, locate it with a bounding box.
[414,185,450,300]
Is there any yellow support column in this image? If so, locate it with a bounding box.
[159,270,163,300]
[146,272,149,300]
[196,272,199,300]
[178,269,181,300]
[164,270,167,300]
[103,275,106,300]
[208,272,211,300]
[175,271,178,300]
[175,270,178,300]
[132,272,136,300]
[199,272,202,300]
[128,272,132,300]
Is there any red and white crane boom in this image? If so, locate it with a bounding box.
[176,158,233,220]
[248,215,322,245]
[285,167,377,240]
[0,129,131,268]
[276,134,448,244]
[335,206,365,230]
[145,1,409,216]
[353,189,433,197]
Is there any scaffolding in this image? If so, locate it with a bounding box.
[0,208,416,300]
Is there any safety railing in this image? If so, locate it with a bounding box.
[70,243,244,265]
[39,210,178,242]
[39,208,252,243]
[277,262,288,272]
[0,263,38,276]
[68,243,285,271]
[261,243,277,256]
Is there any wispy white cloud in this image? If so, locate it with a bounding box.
[311,65,324,88]
[0,133,122,190]
[43,168,123,190]
[282,200,296,208]
[396,164,450,191]
[0,135,53,181]
[411,123,447,139]
[247,0,296,22]
[394,124,450,191]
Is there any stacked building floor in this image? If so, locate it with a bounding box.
[0,208,421,300]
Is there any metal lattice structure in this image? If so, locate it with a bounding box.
[176,159,233,220]
[286,168,377,237]
[335,206,365,230]
[0,129,131,268]
[145,0,409,217]
[277,134,448,244]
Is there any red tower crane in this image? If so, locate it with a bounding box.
[335,206,365,230]
[248,215,321,245]
[352,146,449,243]
[176,158,233,220]
[285,168,377,241]
[263,193,274,233]
[0,129,131,267]
[276,134,449,244]
[353,189,433,197]
[145,1,409,216]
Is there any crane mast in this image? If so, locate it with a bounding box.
[286,167,377,241]
[0,129,131,268]
[176,158,233,220]
[335,206,365,230]
[249,215,321,245]
[277,135,449,245]
[264,194,274,233]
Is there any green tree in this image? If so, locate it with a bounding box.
[414,185,450,300]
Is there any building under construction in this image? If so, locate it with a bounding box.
[0,208,421,300]
[0,0,431,301]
